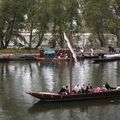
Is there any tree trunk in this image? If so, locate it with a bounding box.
[116,28,120,47]
[96,17,106,47]
[0,30,4,49]
[35,32,44,49]
[4,17,15,49]
[97,32,106,47]
[29,22,33,50]
[58,21,64,48]
[51,19,57,48]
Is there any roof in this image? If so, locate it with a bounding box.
[44,49,55,54]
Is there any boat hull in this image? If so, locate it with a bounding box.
[77,55,99,61]
[26,90,120,102]
[93,57,120,63]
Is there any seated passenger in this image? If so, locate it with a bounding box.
[105,82,111,90]
[102,85,107,92]
[65,53,68,59]
[80,48,84,56]
[65,85,70,94]
[90,48,94,56]
[105,82,116,90]
[116,86,120,90]
[73,84,81,94]
[86,83,93,93]
[94,86,102,93]
[81,84,87,93]
[59,86,67,95]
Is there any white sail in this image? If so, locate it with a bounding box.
[64,32,77,62]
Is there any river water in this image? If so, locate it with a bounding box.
[0,60,120,120]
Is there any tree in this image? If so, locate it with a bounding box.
[49,0,66,48]
[81,0,112,47]
[106,0,120,47]
[35,0,51,49]
[0,0,27,49]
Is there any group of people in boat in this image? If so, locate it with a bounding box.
[58,53,69,59]
[59,82,117,95]
[80,47,94,57]
[73,83,93,94]
[108,45,116,53]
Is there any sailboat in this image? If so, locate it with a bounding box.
[26,33,120,102]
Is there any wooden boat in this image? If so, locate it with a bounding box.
[93,54,120,63]
[83,55,99,59]
[77,54,99,61]
[104,53,120,58]
[26,89,120,102]
[93,57,120,63]
[36,49,70,62]
[0,58,10,62]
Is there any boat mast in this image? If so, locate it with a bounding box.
[69,30,74,94]
[69,51,73,94]
[64,18,77,93]
[64,32,73,94]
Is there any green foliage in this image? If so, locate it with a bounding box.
[0,0,27,49]
[0,0,120,49]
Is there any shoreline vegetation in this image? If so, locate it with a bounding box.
[0,49,40,59]
[0,49,39,54]
[0,47,120,59]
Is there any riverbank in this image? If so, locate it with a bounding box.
[0,47,120,60]
[0,49,39,54]
[0,49,40,61]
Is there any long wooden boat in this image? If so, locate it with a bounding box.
[83,55,99,59]
[26,90,120,102]
[93,57,120,63]
[36,57,70,62]
[79,53,120,61]
[0,58,10,62]
[77,55,99,61]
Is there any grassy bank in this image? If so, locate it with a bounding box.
[0,49,39,54]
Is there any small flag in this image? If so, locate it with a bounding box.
[72,20,77,27]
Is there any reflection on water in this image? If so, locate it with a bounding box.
[29,99,120,113]
[29,99,120,120]
[0,60,120,120]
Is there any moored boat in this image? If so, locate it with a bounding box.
[104,53,120,58]
[36,49,71,62]
[93,57,120,63]
[93,53,120,63]
[26,89,120,102]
